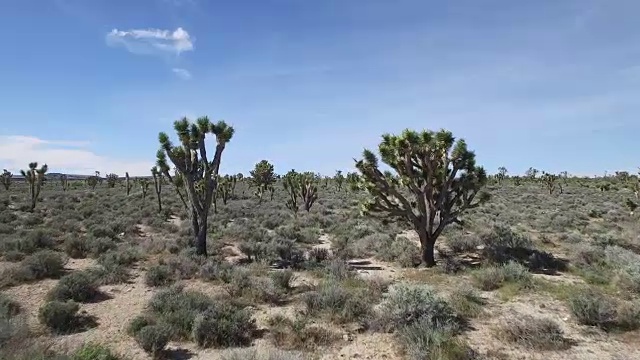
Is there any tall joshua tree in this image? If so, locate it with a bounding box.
[218,175,233,205]
[250,160,276,203]
[1,170,13,190]
[105,173,119,188]
[138,178,151,200]
[496,167,507,184]
[21,162,48,211]
[60,174,69,191]
[151,166,163,213]
[283,170,301,217]
[334,170,345,192]
[157,116,234,256]
[355,129,489,267]
[125,172,133,196]
[541,172,561,195]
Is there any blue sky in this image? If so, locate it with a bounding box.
[0,0,638,176]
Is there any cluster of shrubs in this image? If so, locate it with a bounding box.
[128,285,256,357]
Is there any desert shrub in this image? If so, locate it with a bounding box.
[199,260,236,283]
[604,246,640,293]
[376,236,421,268]
[270,270,295,291]
[97,247,142,268]
[399,318,476,360]
[148,285,216,339]
[567,288,617,330]
[376,283,462,332]
[20,250,66,280]
[1,230,55,256]
[307,248,330,264]
[323,259,354,281]
[86,263,131,285]
[127,314,157,336]
[86,237,117,258]
[615,301,640,331]
[3,250,25,262]
[191,304,256,348]
[162,250,204,279]
[472,261,532,291]
[496,315,570,350]
[63,237,89,259]
[448,286,485,318]
[70,343,121,360]
[48,271,100,302]
[135,325,170,358]
[446,234,481,253]
[303,279,375,323]
[481,224,533,264]
[38,301,80,334]
[267,314,337,350]
[0,294,21,319]
[145,264,175,287]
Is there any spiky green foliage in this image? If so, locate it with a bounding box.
[250,160,276,203]
[282,170,300,216]
[354,129,489,267]
[218,175,233,205]
[346,172,360,192]
[282,170,319,215]
[20,162,48,211]
[0,169,12,190]
[125,172,133,196]
[86,175,98,189]
[151,166,163,213]
[525,167,539,180]
[335,170,345,192]
[137,178,151,200]
[59,174,69,192]
[497,167,507,184]
[105,173,119,188]
[541,172,561,195]
[157,116,234,256]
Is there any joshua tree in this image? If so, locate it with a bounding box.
[125,172,134,196]
[496,167,508,184]
[157,116,234,256]
[354,129,489,267]
[60,174,69,191]
[218,175,233,205]
[335,170,345,192]
[86,176,98,189]
[268,184,275,201]
[151,166,163,212]
[541,172,560,195]
[250,160,276,203]
[20,162,48,211]
[300,172,319,212]
[512,176,522,186]
[137,178,150,200]
[525,167,539,180]
[105,173,118,188]
[283,170,300,217]
[1,170,13,190]
[346,172,360,191]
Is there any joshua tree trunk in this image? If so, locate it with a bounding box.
[417,228,436,267]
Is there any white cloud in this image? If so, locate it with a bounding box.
[172,68,192,80]
[106,27,194,56]
[0,136,153,176]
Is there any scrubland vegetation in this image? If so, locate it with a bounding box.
[1,120,640,359]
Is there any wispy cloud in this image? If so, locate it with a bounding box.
[172,68,192,80]
[106,27,194,56]
[0,136,152,176]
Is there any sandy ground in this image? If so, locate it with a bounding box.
[3,228,640,360]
